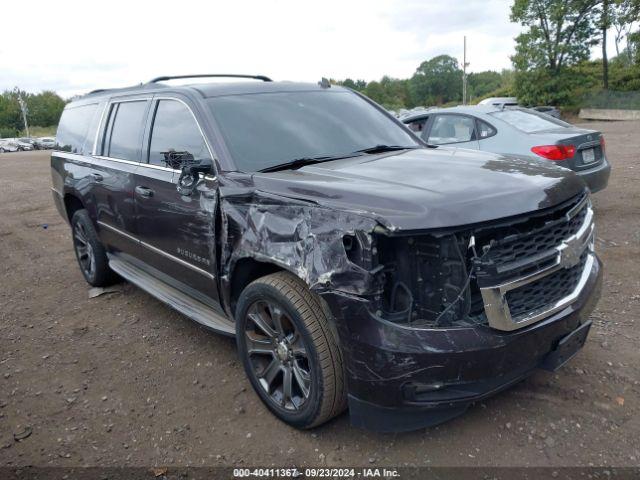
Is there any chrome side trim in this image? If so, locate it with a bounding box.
[92,155,141,168]
[97,221,215,280]
[139,239,215,280]
[97,221,139,243]
[481,203,595,331]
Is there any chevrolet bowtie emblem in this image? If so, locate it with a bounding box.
[558,236,583,269]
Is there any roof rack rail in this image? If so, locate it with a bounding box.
[148,74,272,83]
[88,89,109,94]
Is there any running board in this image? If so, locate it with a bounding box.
[108,256,235,336]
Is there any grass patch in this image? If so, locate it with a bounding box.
[20,125,57,138]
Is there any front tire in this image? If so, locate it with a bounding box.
[71,210,118,287]
[236,272,347,429]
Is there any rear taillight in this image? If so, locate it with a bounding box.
[531,144,576,161]
[600,135,606,155]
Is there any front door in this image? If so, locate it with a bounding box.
[133,97,221,308]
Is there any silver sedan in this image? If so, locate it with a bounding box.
[401,105,611,192]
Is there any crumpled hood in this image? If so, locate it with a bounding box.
[251,147,586,231]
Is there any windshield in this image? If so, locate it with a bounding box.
[208,91,420,172]
[490,108,571,133]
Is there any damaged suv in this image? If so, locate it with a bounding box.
[51,75,601,432]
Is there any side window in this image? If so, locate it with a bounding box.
[104,101,148,160]
[55,103,99,154]
[148,100,209,168]
[477,120,497,140]
[427,115,475,145]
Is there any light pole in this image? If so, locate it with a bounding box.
[462,36,470,105]
[17,93,30,138]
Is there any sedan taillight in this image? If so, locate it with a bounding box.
[531,144,576,161]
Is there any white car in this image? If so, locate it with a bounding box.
[15,138,34,151]
[478,97,519,108]
[37,137,56,149]
[0,139,20,153]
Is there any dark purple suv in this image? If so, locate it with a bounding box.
[51,75,602,432]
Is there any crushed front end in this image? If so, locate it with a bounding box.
[321,191,602,432]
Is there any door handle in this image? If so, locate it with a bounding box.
[90,172,103,182]
[135,186,154,198]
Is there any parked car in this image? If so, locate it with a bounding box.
[15,138,34,151]
[35,137,56,149]
[477,96,519,108]
[52,75,601,432]
[533,106,561,119]
[402,105,610,192]
[0,139,20,153]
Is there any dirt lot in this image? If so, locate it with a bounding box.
[1,121,639,469]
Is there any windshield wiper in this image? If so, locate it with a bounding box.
[354,144,419,154]
[259,154,356,173]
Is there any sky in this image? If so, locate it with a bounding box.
[0,0,614,98]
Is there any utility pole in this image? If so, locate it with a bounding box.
[17,93,30,138]
[462,36,469,105]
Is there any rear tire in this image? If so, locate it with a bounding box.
[236,271,347,429]
[71,209,118,287]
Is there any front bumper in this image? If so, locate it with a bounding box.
[576,158,610,193]
[321,254,602,432]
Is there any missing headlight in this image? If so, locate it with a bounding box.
[374,232,486,327]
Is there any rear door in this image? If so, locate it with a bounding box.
[92,97,151,257]
[133,96,221,307]
[424,113,480,149]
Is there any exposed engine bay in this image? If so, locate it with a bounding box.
[360,192,591,329]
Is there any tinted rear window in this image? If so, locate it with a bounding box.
[56,103,99,154]
[490,109,570,133]
[104,101,148,160]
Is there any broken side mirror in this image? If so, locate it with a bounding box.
[177,158,213,196]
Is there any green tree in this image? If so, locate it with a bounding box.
[409,55,462,106]
[511,0,600,73]
[611,0,640,61]
[467,71,504,100]
[339,78,367,91]
[0,89,66,136]
[27,91,66,127]
[0,90,24,134]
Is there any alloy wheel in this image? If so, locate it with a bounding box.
[244,299,312,411]
[73,222,96,279]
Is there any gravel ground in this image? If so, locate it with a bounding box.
[0,120,639,469]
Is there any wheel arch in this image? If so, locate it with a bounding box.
[228,257,288,317]
[63,193,85,223]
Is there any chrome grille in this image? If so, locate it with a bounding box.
[478,193,595,331]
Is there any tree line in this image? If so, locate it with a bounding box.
[336,59,514,110]
[338,0,640,109]
[0,89,66,138]
[0,0,638,134]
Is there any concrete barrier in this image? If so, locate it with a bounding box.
[579,108,640,121]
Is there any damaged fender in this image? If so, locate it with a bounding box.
[218,188,382,317]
